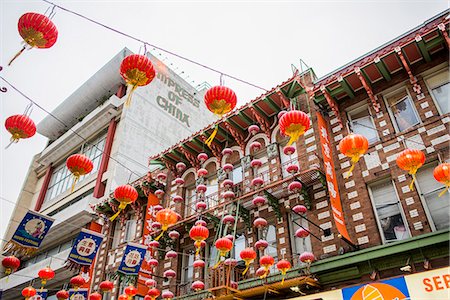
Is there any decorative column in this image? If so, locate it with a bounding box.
[34,165,53,211]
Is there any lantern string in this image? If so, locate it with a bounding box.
[40,0,268,92]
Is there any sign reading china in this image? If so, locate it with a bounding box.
[404,267,450,299]
[316,112,352,243]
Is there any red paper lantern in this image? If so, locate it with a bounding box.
[193,259,206,269]
[192,280,205,291]
[252,196,266,207]
[89,292,102,300]
[254,240,268,251]
[190,224,209,254]
[339,134,369,178]
[164,269,176,279]
[434,163,450,197]
[124,285,137,299]
[38,266,55,287]
[22,286,36,300]
[259,255,275,278]
[4,114,36,146]
[279,110,310,146]
[204,86,237,146]
[145,278,156,288]
[56,290,69,300]
[120,54,156,107]
[299,251,315,264]
[118,295,128,300]
[276,259,291,284]
[99,280,114,293]
[165,250,177,259]
[2,255,20,275]
[70,275,86,290]
[169,230,180,240]
[214,237,233,268]
[110,185,138,221]
[240,248,257,275]
[154,208,178,240]
[292,205,307,215]
[147,288,161,300]
[295,228,310,238]
[396,149,426,191]
[66,153,94,192]
[9,13,58,66]
[162,291,174,300]
[253,217,268,229]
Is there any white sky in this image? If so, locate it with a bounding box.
[0,0,448,240]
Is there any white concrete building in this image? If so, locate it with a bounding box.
[0,48,214,299]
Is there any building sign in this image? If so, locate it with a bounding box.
[68,228,104,267]
[69,289,88,300]
[6,210,54,253]
[30,289,47,300]
[118,242,147,276]
[404,267,450,299]
[342,277,410,300]
[316,112,352,243]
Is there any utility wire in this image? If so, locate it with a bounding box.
[40,0,268,92]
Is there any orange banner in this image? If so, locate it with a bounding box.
[316,112,353,243]
[137,193,158,294]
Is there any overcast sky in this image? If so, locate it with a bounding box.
[1,1,448,239]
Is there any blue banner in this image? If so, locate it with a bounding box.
[69,288,88,300]
[342,276,410,300]
[67,229,104,266]
[118,242,147,276]
[30,289,47,300]
[10,210,54,250]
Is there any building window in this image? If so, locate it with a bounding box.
[124,217,137,242]
[184,185,196,217]
[415,163,450,231]
[182,249,195,283]
[369,180,410,243]
[207,241,218,269]
[45,133,106,203]
[20,238,75,269]
[205,177,219,209]
[289,213,312,266]
[231,165,243,184]
[425,69,449,114]
[385,89,420,132]
[258,223,278,273]
[111,221,122,248]
[347,105,379,144]
[279,140,300,178]
[232,233,246,258]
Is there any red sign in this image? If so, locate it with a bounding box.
[316,112,352,243]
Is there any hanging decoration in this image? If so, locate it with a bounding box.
[253,217,267,229]
[164,269,177,279]
[299,252,315,264]
[288,181,302,193]
[99,280,114,294]
[248,124,260,135]
[89,292,102,300]
[279,110,310,146]
[192,280,205,291]
[256,267,268,278]
[189,223,209,255]
[110,185,138,221]
[295,228,310,238]
[254,240,268,251]
[154,208,178,240]
[9,12,58,66]
[252,195,266,207]
[434,163,450,196]
[338,134,369,178]
[120,54,156,107]
[67,228,104,271]
[204,86,237,147]
[118,295,128,300]
[1,255,20,276]
[3,210,54,257]
[147,288,161,300]
[38,266,54,290]
[165,250,177,259]
[124,285,138,299]
[56,290,69,300]
[21,286,36,300]
[4,114,36,148]
[213,237,233,268]
[162,291,174,300]
[69,289,89,299]
[276,259,291,284]
[66,154,94,192]
[292,204,307,215]
[239,248,256,275]
[396,149,426,191]
[193,259,206,269]
[70,275,86,290]
[259,255,274,279]
[145,278,156,288]
[117,242,147,277]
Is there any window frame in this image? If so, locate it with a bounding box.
[423,66,449,115]
[346,104,380,144]
[368,179,411,244]
[383,87,421,133]
[288,213,312,266]
[181,247,195,284]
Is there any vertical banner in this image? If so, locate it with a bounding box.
[316,112,352,243]
[3,210,54,255]
[81,222,103,291]
[30,289,47,300]
[67,228,104,268]
[69,289,88,300]
[118,242,148,276]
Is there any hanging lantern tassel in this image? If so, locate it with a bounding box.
[205,125,219,148]
[8,45,27,66]
[110,201,128,222]
[276,260,291,285]
[110,185,139,221]
[213,238,233,269]
[396,149,425,192]
[125,84,139,107]
[338,134,369,179]
[433,163,450,197]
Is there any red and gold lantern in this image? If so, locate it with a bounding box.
[118,295,128,300]
[204,86,237,147]
[9,13,58,66]
[190,224,209,255]
[396,149,426,191]
[191,280,205,291]
[89,292,102,300]
[38,266,54,289]
[279,110,310,146]
[434,163,450,197]
[154,208,178,240]
[2,255,20,276]
[4,114,36,146]
[56,290,69,300]
[239,248,256,275]
[110,185,138,221]
[120,54,156,107]
[339,133,369,178]
[276,259,291,284]
[124,285,137,300]
[66,154,94,192]
[70,275,86,290]
[213,237,233,268]
[22,286,36,300]
[147,288,160,300]
[99,280,114,294]
[259,255,274,279]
